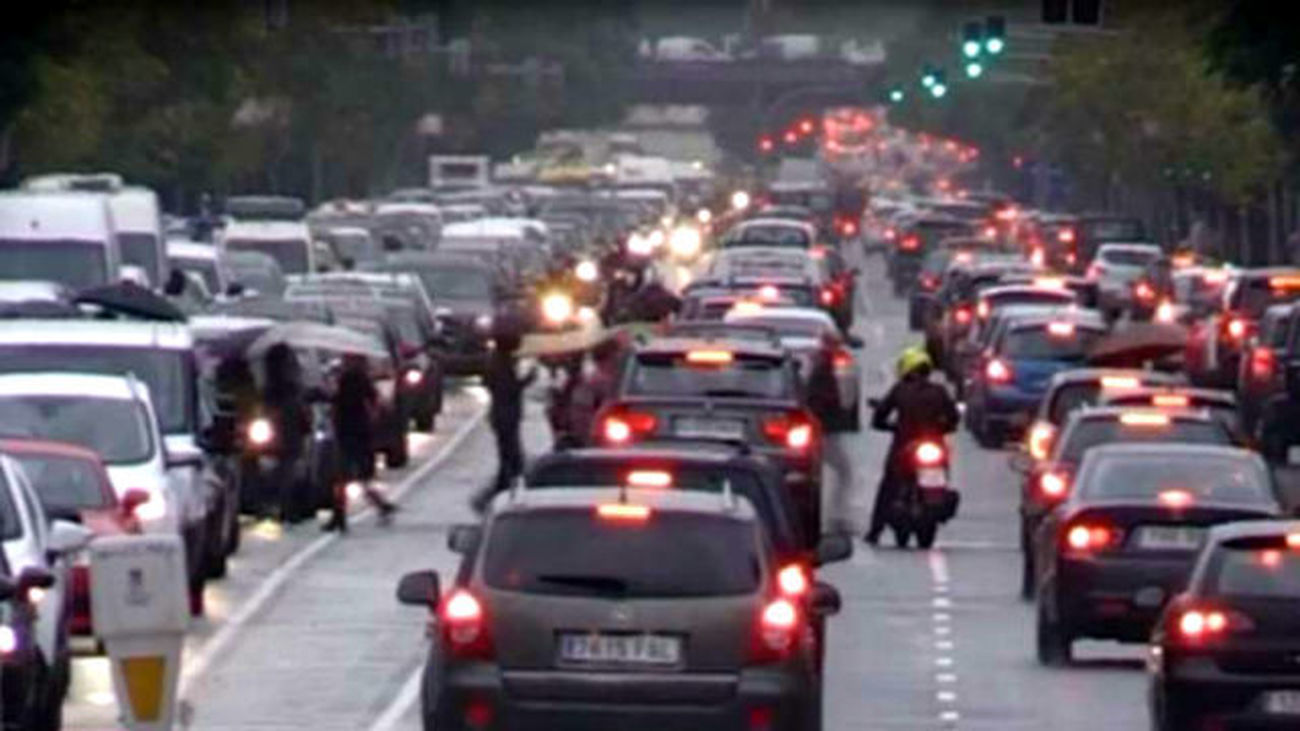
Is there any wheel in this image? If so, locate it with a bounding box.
[893,527,912,548]
[205,527,229,579]
[974,416,1001,449]
[38,628,71,731]
[413,409,435,433]
[915,522,937,549]
[1035,590,1073,667]
[1019,552,1035,601]
[205,494,230,579]
[1152,687,1199,731]
[385,438,410,469]
[803,681,824,731]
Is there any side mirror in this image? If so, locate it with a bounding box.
[845,335,865,349]
[120,489,151,518]
[1008,450,1034,474]
[810,581,842,617]
[396,570,440,607]
[165,448,204,470]
[448,524,482,555]
[814,533,853,566]
[47,520,93,557]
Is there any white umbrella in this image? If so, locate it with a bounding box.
[247,321,388,359]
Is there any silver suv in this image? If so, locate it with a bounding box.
[396,487,841,730]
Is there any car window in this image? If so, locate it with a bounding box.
[1082,454,1272,506]
[483,511,761,598]
[730,316,829,340]
[0,396,154,464]
[626,352,794,399]
[727,225,810,248]
[12,454,113,515]
[224,238,310,275]
[1058,418,1232,463]
[1099,248,1159,267]
[1048,382,1102,424]
[1000,326,1103,360]
[1209,546,1300,599]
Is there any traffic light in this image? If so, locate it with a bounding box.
[929,69,948,98]
[888,87,905,104]
[962,22,983,59]
[965,60,984,79]
[985,16,1006,55]
[921,64,938,88]
[758,136,774,153]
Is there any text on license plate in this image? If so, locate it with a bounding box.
[559,633,682,666]
[1137,526,1205,551]
[1265,690,1300,715]
[917,468,947,488]
[674,417,744,440]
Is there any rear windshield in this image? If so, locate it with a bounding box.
[627,353,793,400]
[1084,219,1145,242]
[1209,547,1300,599]
[728,226,810,248]
[483,510,761,598]
[1083,454,1272,506]
[987,291,1075,311]
[1048,383,1102,424]
[0,396,153,464]
[1001,326,1104,360]
[12,454,112,516]
[224,238,309,275]
[1059,418,1231,463]
[732,317,829,340]
[1099,248,1159,267]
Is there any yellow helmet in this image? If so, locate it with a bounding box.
[896,345,933,378]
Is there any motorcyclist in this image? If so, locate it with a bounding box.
[866,346,959,546]
[1258,362,1300,464]
[262,343,310,522]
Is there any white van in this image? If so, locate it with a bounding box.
[220,219,315,275]
[107,187,166,287]
[0,192,119,291]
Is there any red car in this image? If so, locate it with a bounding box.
[0,439,140,637]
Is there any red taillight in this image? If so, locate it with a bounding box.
[840,220,858,236]
[600,408,658,445]
[1225,317,1249,340]
[1135,281,1156,301]
[918,273,938,291]
[1251,346,1275,379]
[1057,228,1076,244]
[442,589,492,659]
[914,441,945,466]
[899,235,920,251]
[1178,608,1254,641]
[820,287,836,306]
[762,412,816,451]
[751,597,800,662]
[776,564,811,598]
[1064,523,1122,552]
[596,503,652,522]
[954,306,972,326]
[985,358,1012,383]
[832,348,853,370]
[884,227,897,241]
[1087,263,1104,279]
[1039,471,1069,499]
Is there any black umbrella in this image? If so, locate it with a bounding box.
[1087,322,1188,368]
[75,282,187,322]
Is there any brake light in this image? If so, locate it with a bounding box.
[1251,346,1275,379]
[914,441,945,466]
[820,287,836,306]
[758,285,780,301]
[832,348,853,370]
[1101,376,1140,390]
[686,350,734,365]
[1158,489,1194,508]
[597,503,652,522]
[752,597,800,662]
[1046,321,1075,337]
[1030,247,1045,268]
[976,300,991,319]
[1135,281,1156,301]
[1065,252,1077,266]
[1039,471,1069,499]
[1287,533,1300,549]
[1225,317,1249,340]
[762,412,816,451]
[1120,412,1171,427]
[899,235,920,251]
[600,408,658,444]
[1151,394,1190,408]
[1270,275,1300,290]
[1178,608,1254,641]
[1057,228,1076,244]
[983,225,997,239]
[884,227,897,241]
[1064,523,1121,552]
[918,273,938,291]
[626,470,672,488]
[1155,299,1175,322]
[1027,422,1055,461]
[442,589,492,659]
[840,220,858,236]
[776,564,811,598]
[1171,253,1195,268]
[954,306,972,325]
[985,358,1012,383]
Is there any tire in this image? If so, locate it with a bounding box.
[1035,590,1073,667]
[915,522,937,549]
[205,528,229,579]
[804,681,824,731]
[414,410,435,433]
[385,437,410,469]
[1019,552,1035,601]
[1152,687,1198,731]
[38,628,71,731]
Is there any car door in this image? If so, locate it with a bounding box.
[3,458,64,661]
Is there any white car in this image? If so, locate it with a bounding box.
[721,218,817,250]
[725,305,861,429]
[1087,242,1162,312]
[0,452,92,728]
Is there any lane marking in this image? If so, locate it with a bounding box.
[368,660,425,731]
[180,407,486,698]
[928,549,951,585]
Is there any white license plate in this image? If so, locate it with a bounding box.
[1288,446,1300,466]
[674,417,744,440]
[558,633,682,667]
[918,468,947,488]
[1264,690,1300,715]
[1137,526,1206,551]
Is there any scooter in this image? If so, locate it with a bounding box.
[887,437,960,549]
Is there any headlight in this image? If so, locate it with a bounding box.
[247,417,274,447]
[404,369,424,385]
[474,314,493,331]
[669,226,702,257]
[648,229,665,248]
[696,208,713,224]
[575,260,599,282]
[541,292,574,324]
[731,190,751,211]
[627,233,654,256]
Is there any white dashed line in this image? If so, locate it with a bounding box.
[928,549,960,729]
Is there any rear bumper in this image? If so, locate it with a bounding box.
[1054,554,1195,640]
[1157,654,1300,726]
[976,386,1042,430]
[434,663,811,731]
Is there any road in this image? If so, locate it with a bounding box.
[65,252,1153,729]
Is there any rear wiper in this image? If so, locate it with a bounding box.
[535,574,629,596]
[702,388,764,398]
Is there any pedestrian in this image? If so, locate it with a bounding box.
[263,343,310,523]
[471,323,537,511]
[567,337,623,446]
[807,333,856,536]
[325,353,396,532]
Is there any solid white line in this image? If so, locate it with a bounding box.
[179,407,486,698]
[368,662,425,731]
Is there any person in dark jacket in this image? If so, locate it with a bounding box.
[263,343,310,522]
[807,334,854,535]
[865,346,959,546]
[325,353,395,532]
[566,337,623,446]
[472,325,537,511]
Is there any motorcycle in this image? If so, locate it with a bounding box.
[888,437,960,549]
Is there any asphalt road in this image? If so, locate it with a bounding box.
[65,251,1157,730]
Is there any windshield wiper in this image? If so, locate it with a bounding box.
[535,574,630,596]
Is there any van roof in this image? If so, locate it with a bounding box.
[0,192,114,242]
[166,240,218,261]
[222,220,311,241]
[0,319,193,351]
[0,372,147,403]
[106,188,161,233]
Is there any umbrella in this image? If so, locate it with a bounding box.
[188,316,275,361]
[1087,322,1189,367]
[75,282,187,322]
[247,321,389,360]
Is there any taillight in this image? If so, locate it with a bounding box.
[953,306,972,326]
[1087,263,1104,279]
[751,597,800,663]
[1177,608,1254,641]
[985,358,1012,384]
[976,300,991,319]
[1225,317,1249,341]
[762,412,816,451]
[899,235,920,251]
[1027,422,1055,461]
[918,273,938,291]
[840,219,858,236]
[1251,346,1275,379]
[441,589,493,659]
[1030,247,1045,268]
[600,408,658,445]
[1134,281,1156,301]
[1057,228,1076,244]
[776,564,811,598]
[820,287,836,306]
[1039,471,1069,500]
[884,227,897,241]
[832,348,853,370]
[1063,523,1122,553]
[914,441,945,466]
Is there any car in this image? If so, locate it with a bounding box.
[1033,443,1282,666]
[396,487,841,731]
[948,283,1082,389]
[1235,303,1297,434]
[1087,243,1163,315]
[1186,268,1300,388]
[0,454,91,730]
[593,337,822,539]
[1013,407,1240,600]
[965,314,1107,447]
[1098,385,1240,436]
[723,305,861,430]
[166,239,230,299]
[0,320,237,602]
[0,439,137,641]
[221,249,287,297]
[1148,520,1300,729]
[721,218,816,250]
[887,215,974,296]
[0,281,71,307]
[0,192,120,291]
[909,237,1011,332]
[810,246,856,329]
[929,258,1038,372]
[220,219,315,275]
[1072,213,1148,272]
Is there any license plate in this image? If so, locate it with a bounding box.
[1137,526,1206,551]
[918,468,947,488]
[674,417,744,440]
[558,633,682,667]
[1264,691,1300,715]
[1288,446,1300,466]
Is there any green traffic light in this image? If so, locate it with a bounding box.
[889,89,905,103]
[986,37,1005,54]
[962,40,981,59]
[965,61,984,79]
[931,83,948,98]
[922,74,936,88]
